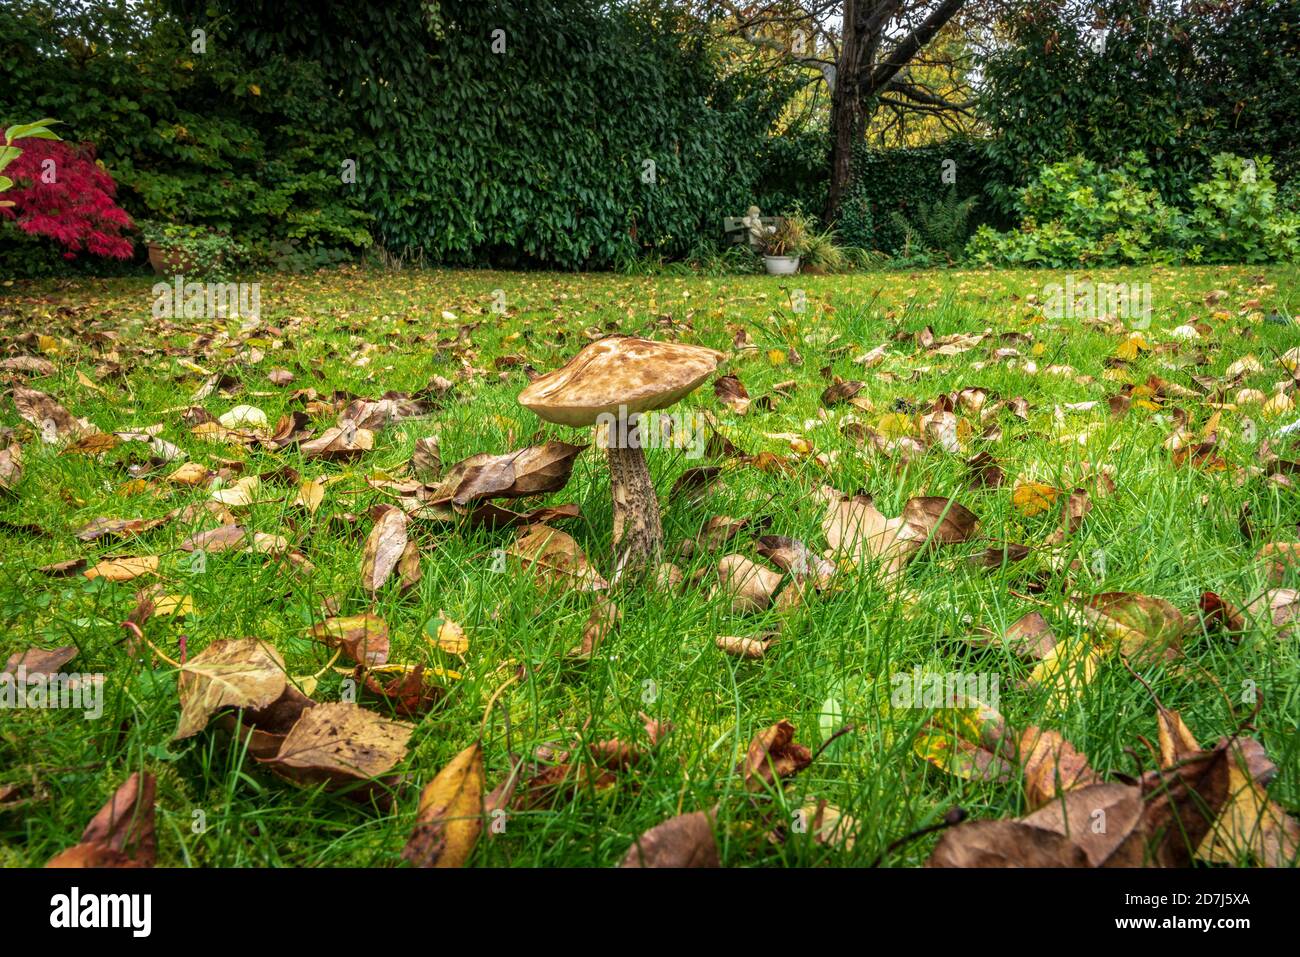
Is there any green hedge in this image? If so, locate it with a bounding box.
[2,0,805,274]
[978,0,1300,217]
[0,0,374,273]
[169,0,802,269]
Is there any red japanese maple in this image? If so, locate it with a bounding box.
[0,139,134,259]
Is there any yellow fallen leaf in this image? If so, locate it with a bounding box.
[85,555,159,582]
[1012,480,1060,517]
[426,615,468,654]
[153,594,194,617]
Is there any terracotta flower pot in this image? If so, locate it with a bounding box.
[147,242,196,276]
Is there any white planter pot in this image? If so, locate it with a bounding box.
[763,255,800,276]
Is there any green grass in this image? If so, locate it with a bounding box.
[1,263,1299,867]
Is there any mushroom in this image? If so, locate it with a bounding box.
[519,336,723,581]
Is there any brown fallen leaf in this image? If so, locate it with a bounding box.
[411,436,442,483]
[928,819,1092,868]
[1198,745,1300,867]
[1019,726,1102,810]
[174,638,288,740]
[714,554,783,613]
[1074,592,1188,663]
[11,386,95,444]
[216,684,316,760]
[45,772,157,868]
[37,557,86,577]
[358,663,443,717]
[300,423,374,461]
[261,702,413,790]
[821,487,922,581]
[754,535,836,589]
[4,645,77,678]
[508,523,608,591]
[821,378,864,406]
[620,810,719,868]
[716,633,775,659]
[714,374,750,415]
[402,741,485,868]
[739,720,812,792]
[965,451,1005,488]
[569,598,619,658]
[430,441,585,507]
[902,495,979,545]
[996,613,1054,663]
[1256,542,1300,584]
[1020,782,1147,866]
[74,516,170,543]
[1245,588,1300,640]
[0,441,21,494]
[1156,708,1201,768]
[0,355,57,376]
[360,506,408,592]
[1199,591,1246,638]
[309,613,390,667]
[396,538,422,592]
[1140,739,1234,867]
[179,525,248,553]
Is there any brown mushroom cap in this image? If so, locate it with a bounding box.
[519,336,724,428]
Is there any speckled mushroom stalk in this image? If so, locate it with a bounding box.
[518,336,723,585]
[604,414,663,582]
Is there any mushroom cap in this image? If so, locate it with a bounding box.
[519,336,724,428]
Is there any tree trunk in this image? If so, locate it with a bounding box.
[826,82,863,223]
[825,0,870,223]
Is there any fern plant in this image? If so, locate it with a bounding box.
[889,188,978,261]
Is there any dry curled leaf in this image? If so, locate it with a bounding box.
[714,554,783,613]
[360,506,408,592]
[430,441,585,507]
[174,638,288,740]
[45,772,157,868]
[620,810,719,868]
[402,741,484,868]
[309,613,390,667]
[739,720,812,792]
[508,523,608,591]
[262,702,413,790]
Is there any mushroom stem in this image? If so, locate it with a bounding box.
[606,416,662,583]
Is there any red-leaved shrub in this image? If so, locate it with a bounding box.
[0,140,134,259]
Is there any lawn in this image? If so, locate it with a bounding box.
[1,263,1298,867]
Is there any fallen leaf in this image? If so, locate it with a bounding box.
[45,772,157,868]
[402,741,484,868]
[620,810,719,867]
[360,506,408,592]
[174,638,288,739]
[309,613,390,667]
[262,702,413,790]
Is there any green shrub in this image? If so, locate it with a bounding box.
[967,152,1300,266]
[1183,154,1300,263]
